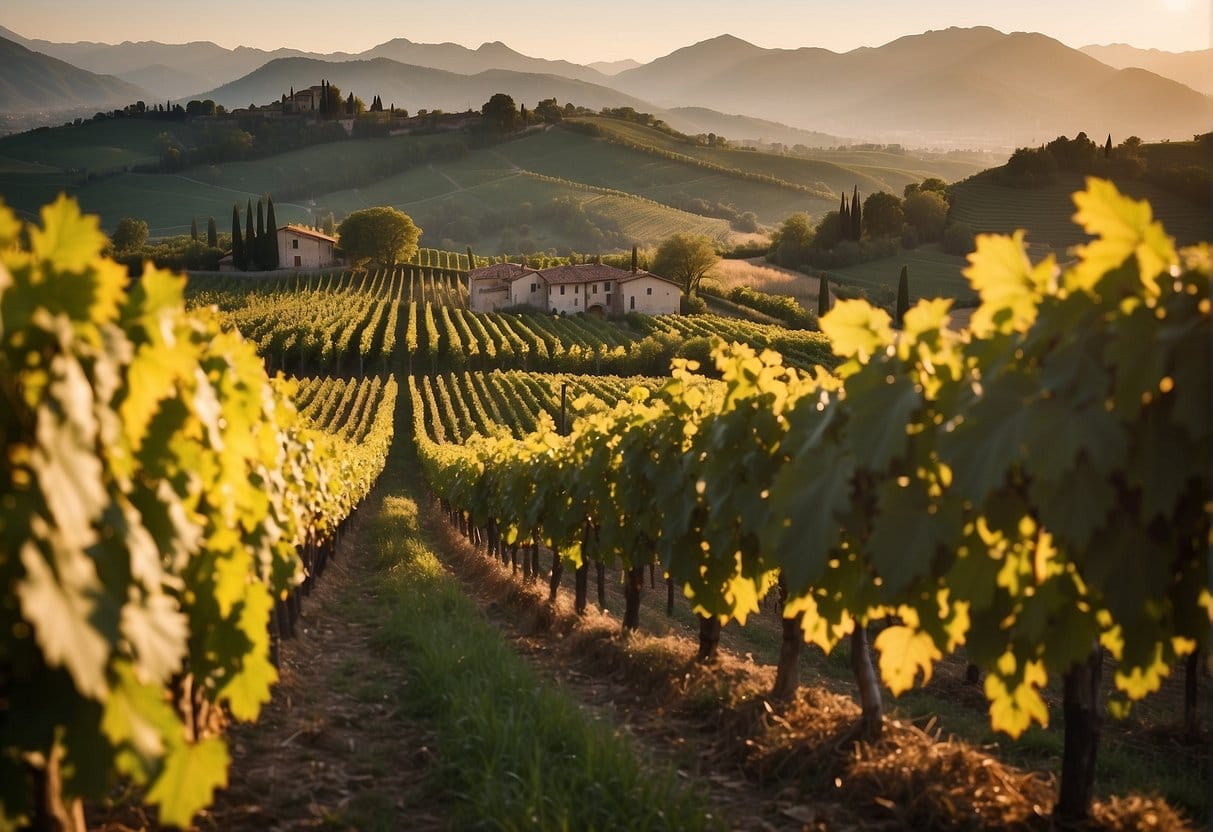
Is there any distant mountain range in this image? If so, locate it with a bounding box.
[0,35,150,112]
[1,24,1208,147]
[1080,43,1213,96]
[610,28,1212,145]
[200,56,646,115]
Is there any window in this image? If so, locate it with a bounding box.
[560,285,565,295]
[630,296,635,310]
[574,284,579,294]
[292,239,299,249]
[531,282,538,293]
[574,298,579,307]
[647,287,653,295]
[294,255,301,267]
[593,283,598,294]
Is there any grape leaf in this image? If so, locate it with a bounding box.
[985,659,1049,737]
[843,367,918,472]
[867,478,956,594]
[819,299,892,361]
[1071,178,1174,296]
[874,624,941,695]
[146,737,229,829]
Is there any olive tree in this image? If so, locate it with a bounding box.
[336,207,421,267]
[652,233,719,296]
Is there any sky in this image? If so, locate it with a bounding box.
[2,0,1209,60]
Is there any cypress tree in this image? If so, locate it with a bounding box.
[245,199,255,271]
[851,186,862,241]
[207,216,217,248]
[840,193,850,236]
[231,204,244,269]
[265,197,279,269]
[631,244,638,273]
[255,198,266,268]
[466,245,475,270]
[190,217,198,241]
[1104,134,1112,158]
[896,265,910,327]
[818,272,830,319]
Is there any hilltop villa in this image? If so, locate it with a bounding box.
[468,262,681,316]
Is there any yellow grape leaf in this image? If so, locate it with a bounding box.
[0,199,20,245]
[29,194,106,274]
[1114,643,1169,700]
[874,624,941,695]
[819,299,893,361]
[146,737,230,829]
[784,594,849,653]
[901,297,953,341]
[101,661,176,778]
[1071,178,1175,295]
[723,572,761,627]
[984,658,1049,737]
[217,586,277,721]
[965,231,1055,336]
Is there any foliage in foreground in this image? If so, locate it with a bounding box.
[414,179,1210,819]
[0,197,393,828]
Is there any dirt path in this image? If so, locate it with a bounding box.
[199,508,445,831]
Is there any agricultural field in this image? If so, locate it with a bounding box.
[950,171,1211,250]
[573,116,989,196]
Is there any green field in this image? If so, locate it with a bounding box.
[0,118,200,172]
[951,173,1211,250]
[823,245,975,303]
[573,117,989,196]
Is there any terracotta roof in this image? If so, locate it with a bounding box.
[469,262,536,282]
[616,270,682,289]
[279,225,337,243]
[537,263,633,285]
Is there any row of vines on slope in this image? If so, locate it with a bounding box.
[411,180,1210,822]
[0,197,395,829]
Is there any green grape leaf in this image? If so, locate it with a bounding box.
[101,662,179,782]
[875,623,941,695]
[216,587,277,721]
[868,479,956,594]
[844,367,918,472]
[939,374,1036,505]
[146,737,229,829]
[1022,397,1127,482]
[762,442,852,595]
[819,299,892,361]
[1028,459,1115,552]
[17,539,111,701]
[1128,401,1191,522]
[119,592,188,685]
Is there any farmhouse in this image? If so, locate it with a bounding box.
[277,225,338,269]
[467,262,681,316]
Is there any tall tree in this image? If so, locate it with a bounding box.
[207,216,217,248]
[818,272,830,319]
[651,233,719,296]
[851,186,862,241]
[231,204,243,268]
[896,265,910,326]
[336,206,421,267]
[840,193,850,237]
[255,198,266,268]
[1104,134,1112,158]
[190,217,198,242]
[244,199,255,271]
[265,197,279,269]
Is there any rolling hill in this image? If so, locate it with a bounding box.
[197,56,651,113]
[0,35,151,112]
[608,27,1213,146]
[1080,44,1213,96]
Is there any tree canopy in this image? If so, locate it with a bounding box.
[651,233,720,296]
[862,191,905,239]
[111,217,148,252]
[481,93,520,132]
[903,190,948,240]
[336,207,421,267]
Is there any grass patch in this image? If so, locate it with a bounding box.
[361,443,721,831]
